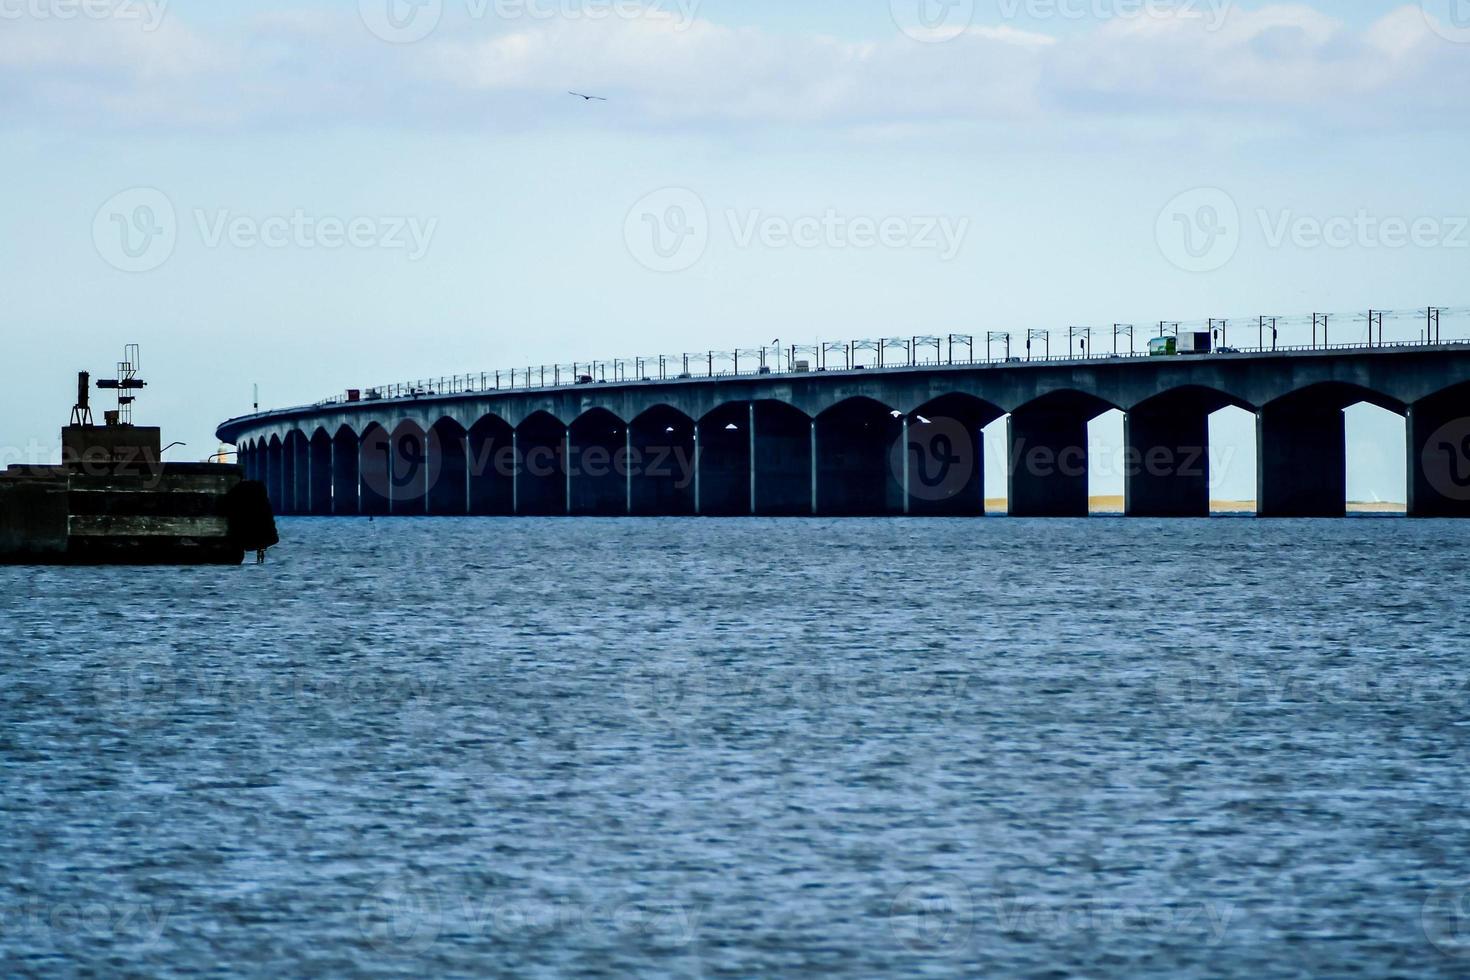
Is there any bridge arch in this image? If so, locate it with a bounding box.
[904,393,1004,516]
[428,417,469,516]
[516,411,567,516]
[359,422,390,516]
[630,405,696,516]
[815,396,903,516]
[1125,385,1252,518]
[568,408,628,516]
[1408,380,1470,516]
[265,435,285,513]
[388,420,431,516]
[307,427,333,515]
[1007,389,1119,518]
[331,425,360,515]
[467,413,514,515]
[1258,382,1406,517]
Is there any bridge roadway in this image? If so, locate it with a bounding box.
[217,343,1470,519]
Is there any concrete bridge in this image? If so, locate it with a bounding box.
[217,343,1470,519]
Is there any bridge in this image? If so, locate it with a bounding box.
[217,320,1470,520]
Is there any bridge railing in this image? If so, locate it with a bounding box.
[308,306,1470,410]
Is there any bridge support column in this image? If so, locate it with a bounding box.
[1257,403,1345,518]
[815,399,904,516]
[360,428,390,516]
[1008,407,1090,518]
[903,403,992,517]
[332,431,360,515]
[1408,394,1470,517]
[280,438,299,515]
[309,434,332,515]
[747,402,812,516]
[266,440,285,514]
[292,434,310,516]
[1125,403,1210,518]
[568,411,626,516]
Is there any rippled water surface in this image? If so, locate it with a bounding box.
[4,517,1470,977]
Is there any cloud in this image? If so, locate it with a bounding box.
[0,3,1463,132]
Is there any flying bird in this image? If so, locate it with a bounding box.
[569,91,607,102]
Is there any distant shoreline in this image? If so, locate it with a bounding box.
[982,497,1408,515]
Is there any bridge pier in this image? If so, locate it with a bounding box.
[1125,390,1220,518]
[389,424,428,516]
[568,410,627,516]
[308,431,332,515]
[1257,395,1346,518]
[904,397,998,516]
[427,420,469,516]
[1408,385,1470,517]
[468,416,514,516]
[754,401,813,516]
[360,425,390,516]
[816,399,903,516]
[331,428,359,515]
[631,407,696,515]
[696,403,751,515]
[290,432,310,516]
[513,414,566,515]
[1008,394,1104,517]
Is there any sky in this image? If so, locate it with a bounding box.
[2,0,1468,501]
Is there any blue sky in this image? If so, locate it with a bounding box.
[3,0,1468,501]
